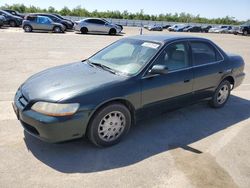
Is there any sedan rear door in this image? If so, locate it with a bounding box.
[189,40,225,99]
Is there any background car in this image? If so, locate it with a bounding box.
[228,26,240,35]
[74,18,122,35]
[3,9,25,18]
[201,25,212,33]
[26,13,74,30]
[162,24,171,29]
[146,24,163,31]
[209,25,232,33]
[22,15,66,33]
[239,23,250,35]
[168,24,189,32]
[52,13,74,29]
[175,25,190,32]
[168,24,178,31]
[0,10,23,27]
[183,26,202,32]
[0,15,6,28]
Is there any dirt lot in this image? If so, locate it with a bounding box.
[0,27,249,188]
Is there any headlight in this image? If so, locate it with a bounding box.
[31,102,79,116]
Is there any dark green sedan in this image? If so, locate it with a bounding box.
[13,35,245,147]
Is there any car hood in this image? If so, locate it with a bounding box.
[21,61,126,102]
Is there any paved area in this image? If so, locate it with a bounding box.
[0,27,249,188]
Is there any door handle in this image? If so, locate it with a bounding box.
[184,79,190,83]
[218,71,223,74]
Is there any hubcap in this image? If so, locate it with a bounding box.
[98,111,126,142]
[10,21,15,27]
[55,27,61,32]
[217,85,229,104]
[25,26,30,32]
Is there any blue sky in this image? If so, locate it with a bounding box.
[0,0,249,21]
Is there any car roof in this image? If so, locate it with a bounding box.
[127,34,207,44]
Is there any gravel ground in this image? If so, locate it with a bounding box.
[0,27,249,188]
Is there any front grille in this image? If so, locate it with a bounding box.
[15,89,29,109]
[19,95,28,107]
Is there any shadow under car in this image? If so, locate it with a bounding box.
[24,95,250,173]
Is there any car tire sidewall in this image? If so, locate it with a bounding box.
[23,25,32,32]
[210,80,231,108]
[243,30,248,36]
[88,103,131,147]
[109,28,117,35]
[80,27,88,34]
[53,26,62,33]
[10,20,17,27]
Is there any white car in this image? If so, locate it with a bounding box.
[209,26,232,33]
[74,18,122,35]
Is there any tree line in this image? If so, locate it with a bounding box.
[1,4,247,25]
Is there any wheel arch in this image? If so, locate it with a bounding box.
[85,98,136,134]
[23,24,33,30]
[221,75,235,89]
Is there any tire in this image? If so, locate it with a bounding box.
[209,80,231,108]
[9,20,17,27]
[109,28,117,35]
[23,25,32,32]
[80,27,88,34]
[53,26,62,33]
[87,103,131,147]
[243,30,248,36]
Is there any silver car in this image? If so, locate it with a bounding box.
[74,18,122,35]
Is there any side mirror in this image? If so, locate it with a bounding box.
[149,65,168,75]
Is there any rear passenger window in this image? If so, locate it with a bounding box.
[27,16,36,21]
[190,42,218,65]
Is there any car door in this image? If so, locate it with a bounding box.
[37,17,52,30]
[141,41,194,108]
[189,40,225,99]
[88,19,106,33]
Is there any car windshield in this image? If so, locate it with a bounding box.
[88,39,161,75]
[54,14,64,19]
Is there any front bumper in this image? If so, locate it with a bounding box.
[74,23,81,31]
[13,90,91,143]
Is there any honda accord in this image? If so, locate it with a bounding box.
[13,35,245,147]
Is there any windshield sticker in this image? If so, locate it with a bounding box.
[141,42,160,49]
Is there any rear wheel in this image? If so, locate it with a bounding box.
[9,20,17,27]
[80,27,88,34]
[53,26,62,33]
[23,25,32,32]
[87,103,131,147]
[209,80,231,108]
[109,28,117,35]
[243,30,248,36]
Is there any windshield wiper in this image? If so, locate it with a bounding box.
[87,60,118,75]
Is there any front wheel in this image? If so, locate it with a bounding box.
[209,80,231,108]
[243,30,248,36]
[87,103,131,147]
[109,28,117,35]
[23,25,32,32]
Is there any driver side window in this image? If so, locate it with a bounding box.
[154,42,189,71]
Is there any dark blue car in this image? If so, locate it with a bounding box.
[13,35,245,147]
